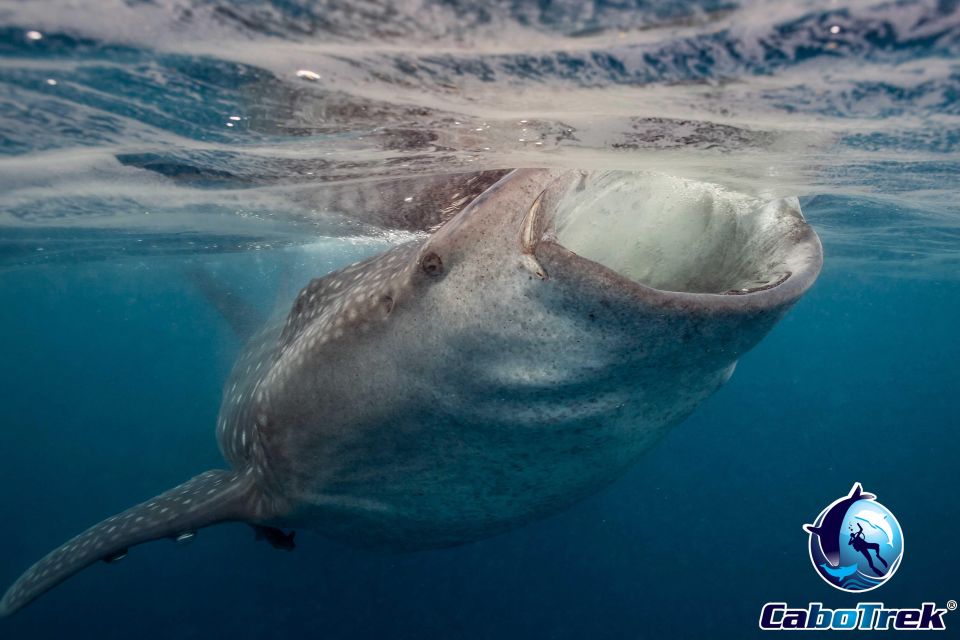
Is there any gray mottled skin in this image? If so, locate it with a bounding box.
[0,169,822,617]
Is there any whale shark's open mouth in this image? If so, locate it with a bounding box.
[545,172,816,296]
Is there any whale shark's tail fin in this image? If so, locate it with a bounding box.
[0,469,258,618]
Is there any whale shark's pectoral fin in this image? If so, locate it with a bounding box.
[186,267,265,339]
[0,469,260,618]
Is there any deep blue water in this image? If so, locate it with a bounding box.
[2,0,960,637]
[1,241,957,638]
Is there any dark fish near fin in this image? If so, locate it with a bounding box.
[252,526,296,551]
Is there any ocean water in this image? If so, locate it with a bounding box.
[1,1,958,638]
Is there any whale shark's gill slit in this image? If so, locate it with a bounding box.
[0,469,259,618]
[550,172,812,295]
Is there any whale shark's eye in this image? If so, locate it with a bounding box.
[421,252,443,276]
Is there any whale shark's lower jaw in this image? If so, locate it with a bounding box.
[532,171,822,310]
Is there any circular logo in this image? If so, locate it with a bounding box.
[803,483,903,592]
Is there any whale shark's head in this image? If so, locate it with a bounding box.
[410,168,822,361]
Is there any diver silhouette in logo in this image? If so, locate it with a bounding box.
[848,523,889,576]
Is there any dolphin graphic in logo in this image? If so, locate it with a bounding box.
[803,483,876,567]
[854,509,895,547]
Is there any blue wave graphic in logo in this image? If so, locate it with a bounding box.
[819,564,857,579]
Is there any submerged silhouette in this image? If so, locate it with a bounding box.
[848,523,888,576]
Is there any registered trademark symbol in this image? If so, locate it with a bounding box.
[948,600,957,611]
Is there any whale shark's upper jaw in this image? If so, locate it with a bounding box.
[526,170,823,312]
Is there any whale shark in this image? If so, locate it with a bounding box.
[0,168,822,617]
[804,483,876,567]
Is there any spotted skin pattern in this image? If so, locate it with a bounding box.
[0,471,257,616]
